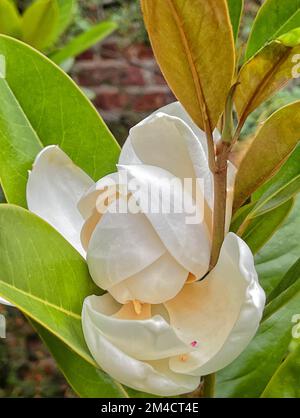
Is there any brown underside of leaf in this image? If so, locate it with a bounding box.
[140,0,235,132]
[233,102,300,211]
[235,41,299,123]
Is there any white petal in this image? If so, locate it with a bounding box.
[0,297,13,306]
[82,297,199,396]
[194,271,266,376]
[120,101,219,159]
[86,201,165,290]
[109,252,189,304]
[166,233,265,375]
[77,172,122,220]
[122,112,208,191]
[83,294,191,360]
[27,146,94,257]
[152,102,221,151]
[119,107,214,211]
[119,164,211,278]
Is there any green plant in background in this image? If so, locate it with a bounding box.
[0,0,300,398]
[0,0,117,64]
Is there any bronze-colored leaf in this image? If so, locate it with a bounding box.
[235,39,300,125]
[141,0,235,132]
[233,102,300,211]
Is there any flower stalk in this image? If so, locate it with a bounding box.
[203,373,216,398]
[209,141,231,270]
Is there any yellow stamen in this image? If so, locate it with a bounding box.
[179,354,188,362]
[133,300,142,315]
[186,273,196,284]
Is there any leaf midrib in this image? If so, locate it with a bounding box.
[272,8,300,39]
[166,0,211,131]
[251,173,300,218]
[0,279,81,319]
[239,44,291,121]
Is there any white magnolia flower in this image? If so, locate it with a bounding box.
[25,102,266,396]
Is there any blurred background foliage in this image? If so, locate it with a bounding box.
[1,0,300,398]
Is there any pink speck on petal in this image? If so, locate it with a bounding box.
[191,341,198,348]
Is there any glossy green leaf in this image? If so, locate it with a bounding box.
[227,0,244,41]
[0,204,99,363]
[32,321,129,398]
[50,20,117,64]
[255,196,300,295]
[0,70,42,206]
[0,35,119,207]
[261,340,300,398]
[0,36,124,397]
[251,144,300,216]
[233,102,300,211]
[268,257,300,303]
[0,0,22,38]
[238,198,294,255]
[236,38,300,123]
[216,257,300,398]
[0,204,129,398]
[246,0,300,60]
[141,0,235,131]
[22,0,60,50]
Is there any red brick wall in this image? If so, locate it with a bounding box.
[72,36,175,142]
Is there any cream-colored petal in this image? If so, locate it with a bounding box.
[0,297,13,306]
[193,270,266,376]
[86,201,166,290]
[82,297,199,396]
[27,146,94,257]
[123,113,208,192]
[109,252,189,304]
[77,172,122,220]
[151,102,221,151]
[120,101,220,159]
[166,233,265,375]
[119,164,211,278]
[119,107,214,213]
[83,294,192,361]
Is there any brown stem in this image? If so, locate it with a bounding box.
[209,142,230,270]
[203,373,216,398]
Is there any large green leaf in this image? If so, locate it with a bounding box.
[0,36,124,397]
[0,0,22,38]
[216,259,300,398]
[246,0,300,60]
[0,204,100,363]
[0,204,128,398]
[261,340,300,398]
[251,145,300,217]
[227,0,243,42]
[32,321,128,398]
[268,257,300,303]
[22,0,60,50]
[255,196,300,295]
[236,198,294,255]
[0,70,42,207]
[50,20,117,65]
[0,35,119,207]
